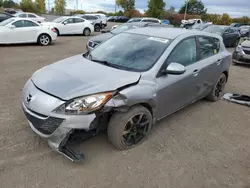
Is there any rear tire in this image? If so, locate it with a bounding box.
[94,24,101,32]
[234,38,240,47]
[206,73,227,102]
[83,28,91,36]
[38,34,51,46]
[108,105,153,150]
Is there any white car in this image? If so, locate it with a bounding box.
[14,12,46,23]
[0,18,57,46]
[42,16,94,36]
[84,13,107,28]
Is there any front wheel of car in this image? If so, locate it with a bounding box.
[38,34,51,46]
[83,28,91,36]
[206,73,227,102]
[108,105,153,150]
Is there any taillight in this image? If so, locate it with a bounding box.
[51,27,56,33]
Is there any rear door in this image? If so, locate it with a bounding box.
[194,36,223,97]
[74,18,85,33]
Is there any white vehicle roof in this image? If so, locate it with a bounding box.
[4,17,41,22]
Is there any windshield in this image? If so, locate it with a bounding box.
[111,24,139,34]
[52,17,66,23]
[89,33,171,72]
[0,18,14,26]
[203,25,224,34]
[128,18,142,23]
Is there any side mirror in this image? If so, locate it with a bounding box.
[9,25,15,29]
[62,22,67,25]
[163,62,186,75]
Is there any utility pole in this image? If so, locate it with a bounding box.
[115,2,117,14]
[47,0,50,12]
[184,0,189,20]
[76,0,78,10]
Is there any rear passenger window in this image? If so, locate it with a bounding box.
[198,37,220,60]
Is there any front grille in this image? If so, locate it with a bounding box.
[88,41,99,48]
[238,58,250,63]
[23,108,64,135]
[243,49,250,55]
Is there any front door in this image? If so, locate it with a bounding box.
[60,18,76,34]
[156,37,201,119]
[7,20,39,43]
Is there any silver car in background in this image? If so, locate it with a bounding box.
[21,27,231,162]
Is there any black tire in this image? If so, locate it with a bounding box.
[94,24,101,32]
[234,38,240,47]
[83,28,91,36]
[37,34,51,46]
[108,105,153,150]
[55,28,59,36]
[206,73,227,102]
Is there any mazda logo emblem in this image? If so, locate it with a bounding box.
[26,94,32,103]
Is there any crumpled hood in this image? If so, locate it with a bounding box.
[31,54,141,100]
[89,33,113,43]
[241,40,250,47]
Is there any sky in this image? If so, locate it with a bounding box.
[60,0,250,17]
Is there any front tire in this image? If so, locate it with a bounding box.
[206,73,227,102]
[83,28,91,36]
[38,34,51,46]
[108,105,153,150]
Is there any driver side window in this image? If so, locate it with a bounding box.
[63,18,74,24]
[167,37,197,67]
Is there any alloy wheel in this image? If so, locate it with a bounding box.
[40,35,50,46]
[122,113,150,147]
[214,75,227,98]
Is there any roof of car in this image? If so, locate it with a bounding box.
[125,27,218,39]
[4,17,40,22]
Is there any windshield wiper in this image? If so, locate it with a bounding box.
[91,59,123,70]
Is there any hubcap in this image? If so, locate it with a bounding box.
[122,113,150,147]
[215,76,226,98]
[40,35,50,45]
[85,29,90,35]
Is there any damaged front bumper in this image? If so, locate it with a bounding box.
[21,80,98,162]
[232,49,250,65]
[22,102,97,161]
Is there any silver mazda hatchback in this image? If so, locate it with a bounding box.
[21,27,231,161]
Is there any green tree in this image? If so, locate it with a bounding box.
[0,0,3,7]
[179,0,207,15]
[116,0,135,12]
[54,0,66,15]
[219,13,231,25]
[3,0,16,8]
[146,0,166,18]
[20,0,38,12]
[35,0,46,13]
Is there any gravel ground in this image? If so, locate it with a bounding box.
[0,23,250,188]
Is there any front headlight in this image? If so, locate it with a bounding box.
[55,92,114,115]
[236,45,243,52]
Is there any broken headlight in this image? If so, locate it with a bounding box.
[55,92,114,114]
[235,45,243,52]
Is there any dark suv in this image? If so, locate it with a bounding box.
[77,15,102,32]
[0,11,14,22]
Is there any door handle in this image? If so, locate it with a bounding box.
[192,69,199,76]
[216,59,222,65]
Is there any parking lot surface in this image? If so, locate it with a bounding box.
[0,23,250,188]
